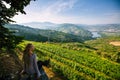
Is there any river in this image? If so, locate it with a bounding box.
[91,32,101,38]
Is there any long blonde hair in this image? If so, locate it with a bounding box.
[23,43,33,66]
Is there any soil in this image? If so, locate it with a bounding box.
[110,41,120,46]
[43,66,64,80]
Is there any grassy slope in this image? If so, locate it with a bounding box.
[17,39,120,80]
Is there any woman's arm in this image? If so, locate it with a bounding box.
[33,54,41,78]
[20,62,26,74]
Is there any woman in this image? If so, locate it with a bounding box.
[21,43,41,80]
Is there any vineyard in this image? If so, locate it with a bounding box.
[17,41,120,80]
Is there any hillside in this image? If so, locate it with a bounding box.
[1,36,120,80]
[21,22,93,39]
[4,24,93,42]
[17,40,120,80]
[0,52,23,80]
[85,37,120,62]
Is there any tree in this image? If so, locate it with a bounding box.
[0,0,34,50]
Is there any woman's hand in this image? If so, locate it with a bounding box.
[34,73,41,80]
[20,70,26,75]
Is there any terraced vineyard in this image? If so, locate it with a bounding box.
[17,41,120,80]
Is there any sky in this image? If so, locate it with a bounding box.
[12,0,120,24]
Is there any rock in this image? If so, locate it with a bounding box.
[0,53,23,80]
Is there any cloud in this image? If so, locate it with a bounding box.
[12,0,78,23]
[40,0,77,16]
[12,0,120,24]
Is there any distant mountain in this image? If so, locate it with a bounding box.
[54,23,93,39]
[21,22,57,29]
[79,24,120,32]
[21,22,93,39]
[21,22,120,32]
[4,24,93,42]
[20,22,120,38]
[79,24,120,37]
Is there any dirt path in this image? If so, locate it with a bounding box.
[43,66,65,80]
[110,41,120,46]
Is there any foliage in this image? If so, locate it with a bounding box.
[0,0,33,50]
[0,0,33,24]
[0,26,23,50]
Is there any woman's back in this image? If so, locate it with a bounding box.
[24,54,37,75]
